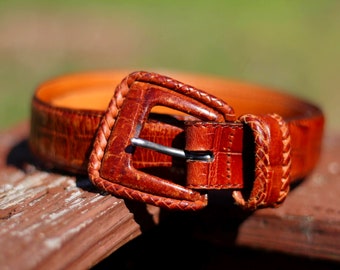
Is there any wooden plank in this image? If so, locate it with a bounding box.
[0,122,160,270]
[236,130,340,261]
[95,129,340,268]
[1,122,340,269]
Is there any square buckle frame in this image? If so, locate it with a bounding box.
[88,71,235,210]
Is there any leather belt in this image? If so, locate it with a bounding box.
[29,70,325,211]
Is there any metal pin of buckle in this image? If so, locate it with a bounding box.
[130,137,213,161]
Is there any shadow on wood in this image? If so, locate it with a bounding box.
[1,122,340,269]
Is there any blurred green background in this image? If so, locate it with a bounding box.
[0,0,339,131]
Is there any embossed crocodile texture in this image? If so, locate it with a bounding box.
[29,70,325,210]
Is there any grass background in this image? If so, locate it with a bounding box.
[0,0,339,131]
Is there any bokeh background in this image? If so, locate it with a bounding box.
[0,0,339,132]
[1,1,339,269]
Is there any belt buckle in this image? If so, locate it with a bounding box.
[88,71,235,210]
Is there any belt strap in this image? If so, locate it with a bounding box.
[29,71,325,211]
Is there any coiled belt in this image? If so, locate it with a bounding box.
[29,70,325,211]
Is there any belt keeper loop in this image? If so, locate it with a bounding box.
[233,113,292,210]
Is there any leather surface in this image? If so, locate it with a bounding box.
[29,70,325,210]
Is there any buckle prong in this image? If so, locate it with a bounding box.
[131,137,213,161]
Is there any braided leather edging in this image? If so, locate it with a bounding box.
[271,113,292,205]
[124,71,235,120]
[232,113,292,210]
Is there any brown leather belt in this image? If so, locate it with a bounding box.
[29,70,325,211]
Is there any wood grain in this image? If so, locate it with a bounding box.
[0,122,160,270]
[1,122,340,269]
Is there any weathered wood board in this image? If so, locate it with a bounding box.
[0,122,160,270]
[1,122,340,269]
